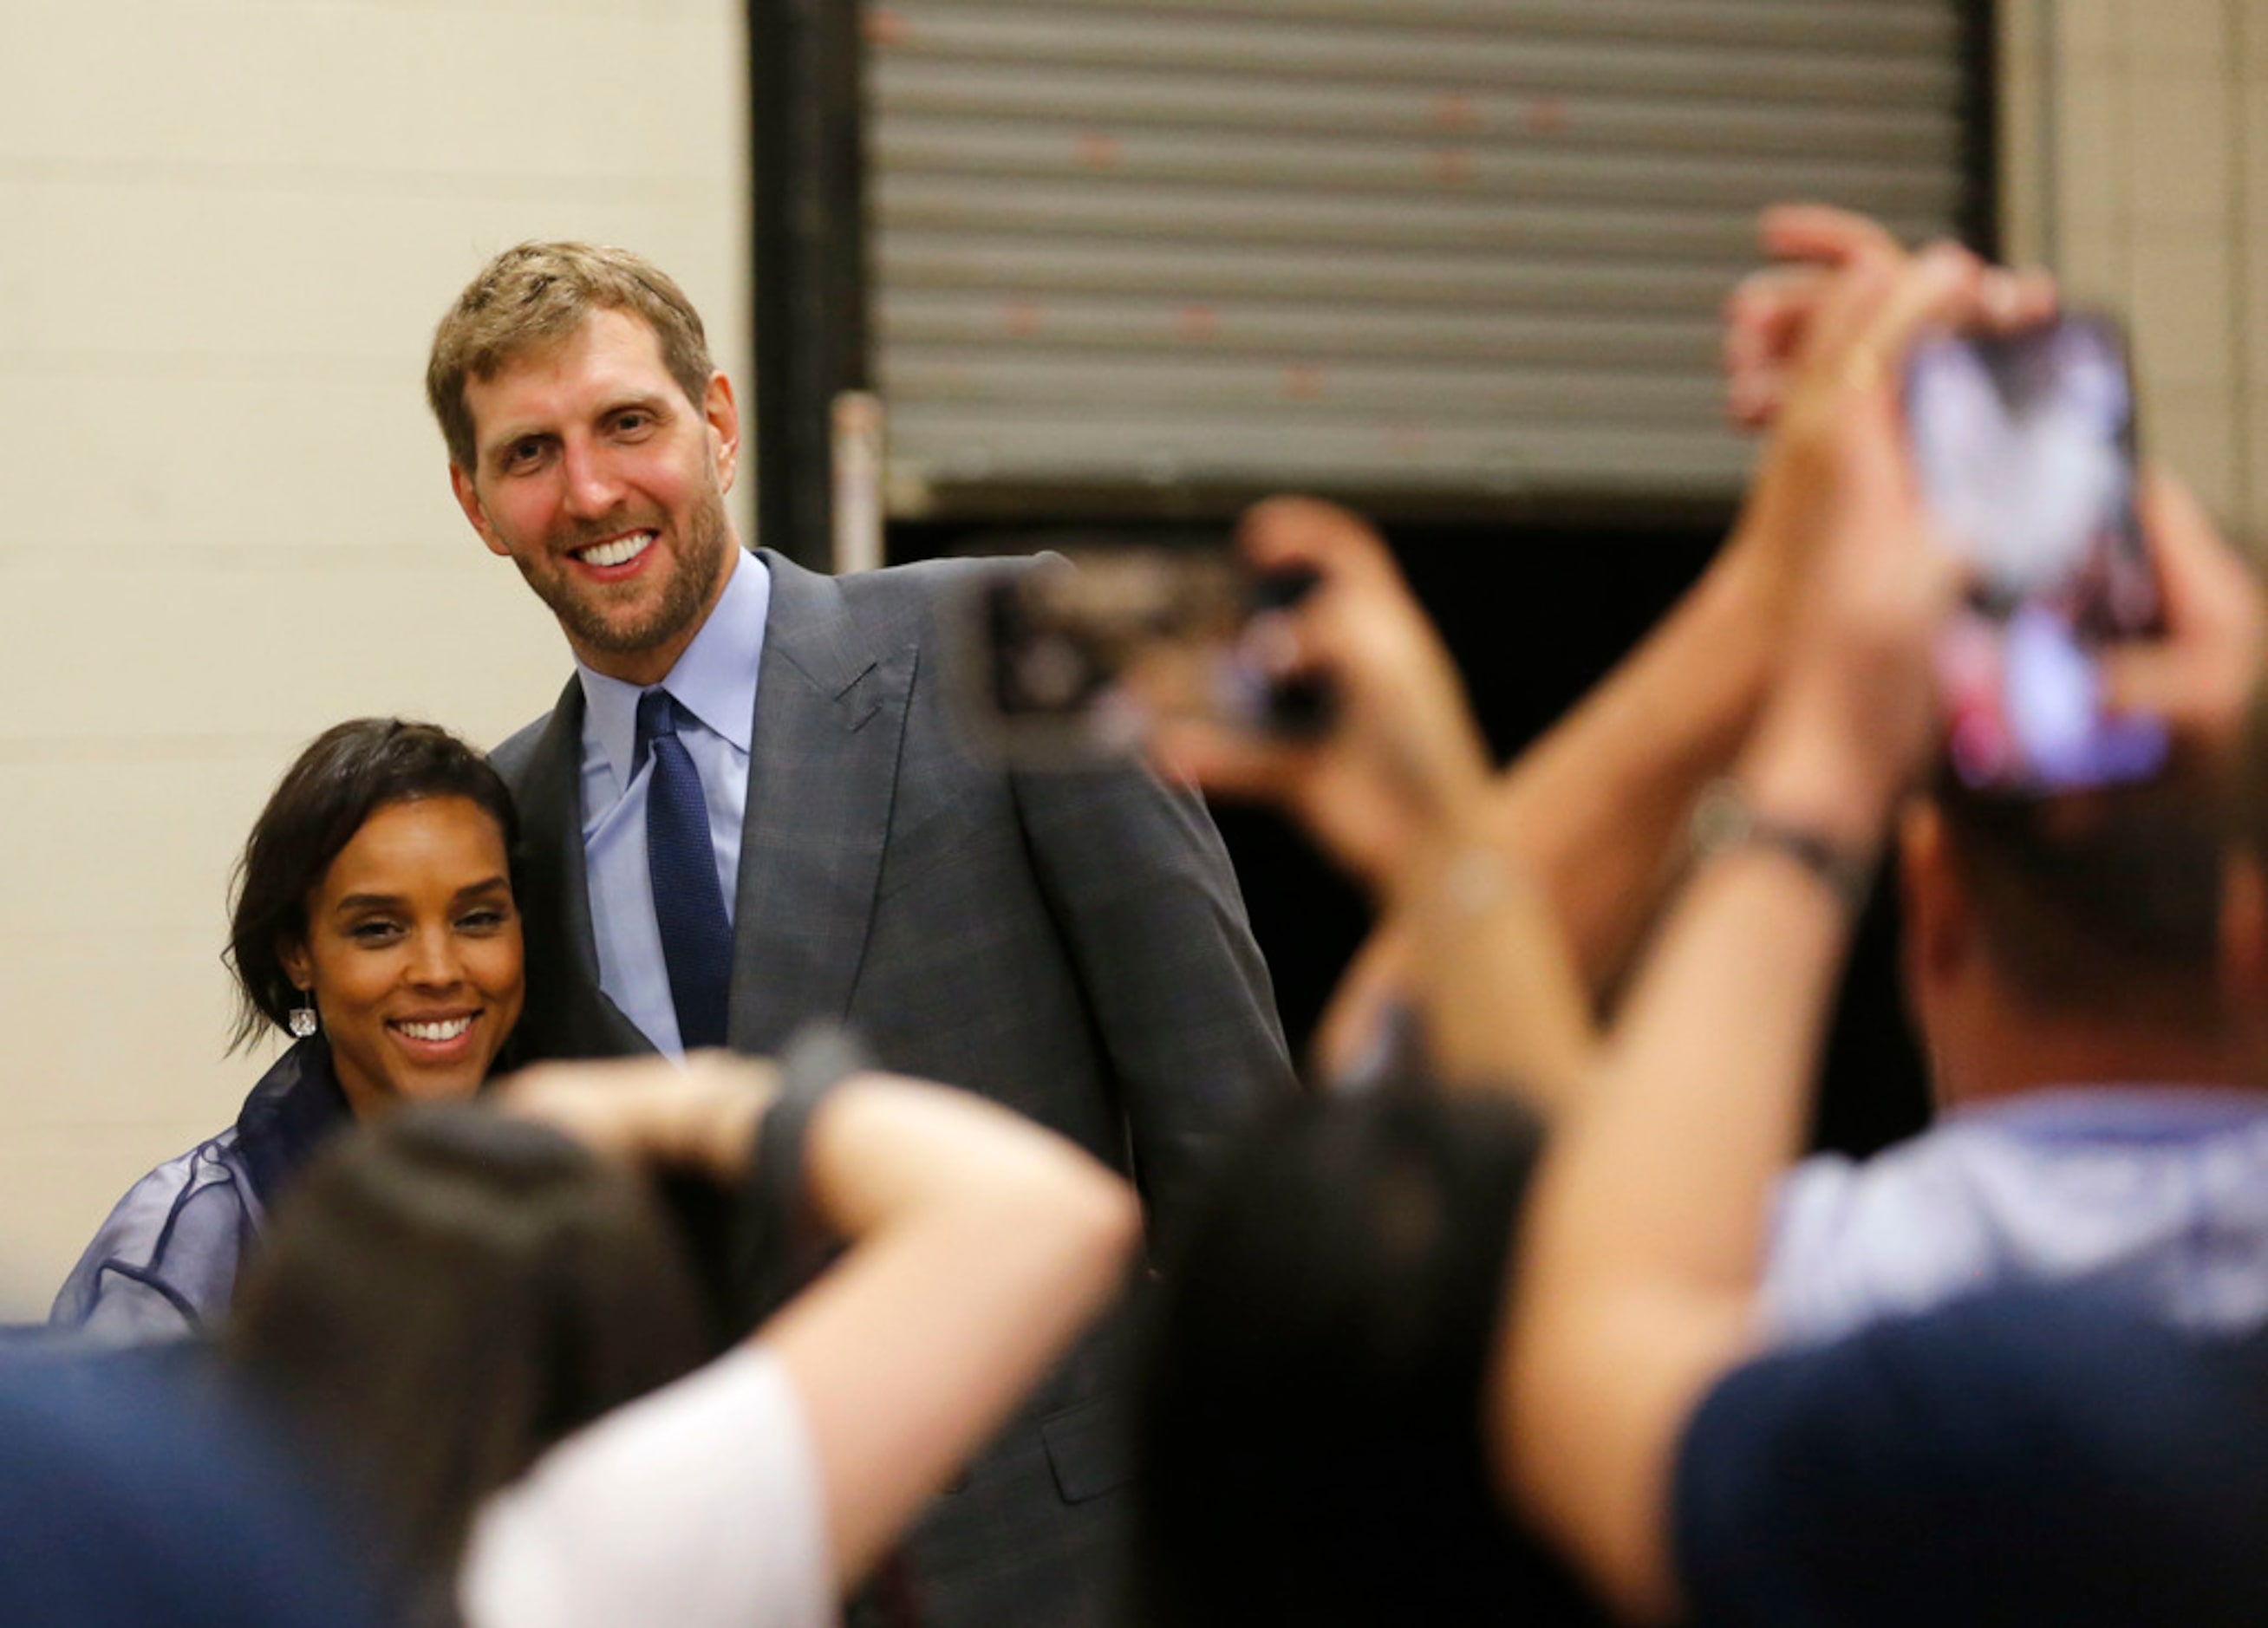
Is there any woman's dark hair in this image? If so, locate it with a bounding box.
[226,719,519,1050]
[1136,1090,1605,1627]
[225,1106,712,1611]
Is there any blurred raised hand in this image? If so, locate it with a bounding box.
[2097,470,2268,781]
[1150,497,1496,900]
[499,1052,779,1182]
[1150,499,1600,1098]
[1724,203,2056,432]
[1737,243,1984,830]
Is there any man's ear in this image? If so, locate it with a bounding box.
[450,463,513,559]
[704,370,741,495]
[1899,799,1970,990]
[2218,851,2268,1021]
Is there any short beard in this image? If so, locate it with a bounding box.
[530,480,734,657]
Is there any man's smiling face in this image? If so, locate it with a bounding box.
[452,306,740,686]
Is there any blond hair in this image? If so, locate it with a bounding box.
[426,242,715,472]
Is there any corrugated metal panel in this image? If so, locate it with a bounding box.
[864,0,1971,515]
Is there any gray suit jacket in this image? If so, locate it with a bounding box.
[492,548,1294,1627]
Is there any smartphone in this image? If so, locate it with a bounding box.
[1906,314,2167,794]
[955,546,1330,766]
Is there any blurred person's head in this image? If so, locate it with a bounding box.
[228,720,525,1118]
[427,243,740,685]
[1135,1091,1605,1627]
[226,1104,712,1605]
[0,1350,385,1628]
[1899,775,2236,1108]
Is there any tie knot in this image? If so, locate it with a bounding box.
[635,689,681,759]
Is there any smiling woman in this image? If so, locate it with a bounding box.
[48,720,526,1345]
[279,797,524,1121]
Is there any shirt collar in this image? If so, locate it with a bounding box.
[1951,1084,2268,1143]
[233,1035,353,1210]
[576,550,771,787]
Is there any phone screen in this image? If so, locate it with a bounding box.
[955,549,1327,767]
[1906,316,2167,793]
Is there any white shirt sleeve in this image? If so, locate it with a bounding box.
[458,1342,835,1628]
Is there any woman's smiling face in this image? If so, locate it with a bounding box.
[282,796,525,1118]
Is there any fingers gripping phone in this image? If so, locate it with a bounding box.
[956,547,1331,767]
[1906,314,2168,793]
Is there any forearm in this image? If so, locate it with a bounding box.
[1381,824,1600,1109]
[1315,540,1785,1084]
[1315,548,1787,1097]
[496,1055,1141,1592]
[766,1075,1142,1587]
[1402,529,1818,1087]
[1496,540,1790,995]
[1580,749,1872,1295]
[1504,703,1894,1622]
[798,1071,1134,1240]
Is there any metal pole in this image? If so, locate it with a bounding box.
[750,0,871,570]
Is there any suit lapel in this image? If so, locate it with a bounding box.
[727,550,915,1051]
[512,676,655,1060]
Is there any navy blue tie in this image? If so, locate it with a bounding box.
[635,689,733,1051]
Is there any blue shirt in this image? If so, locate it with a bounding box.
[577,550,772,1056]
[1678,1289,2268,1626]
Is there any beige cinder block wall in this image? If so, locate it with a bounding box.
[2001,0,2268,537]
[0,0,751,1315]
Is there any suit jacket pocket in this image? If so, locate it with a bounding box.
[1040,1394,1134,1504]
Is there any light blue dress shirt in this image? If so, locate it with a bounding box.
[1764,1084,2268,1345]
[577,550,771,1056]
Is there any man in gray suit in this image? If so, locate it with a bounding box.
[427,241,1294,1625]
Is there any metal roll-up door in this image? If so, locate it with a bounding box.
[862,0,1974,519]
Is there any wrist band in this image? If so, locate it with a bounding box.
[751,1024,873,1221]
[726,1023,874,1335]
[1688,779,1875,915]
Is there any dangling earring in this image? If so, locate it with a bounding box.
[288,988,319,1039]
